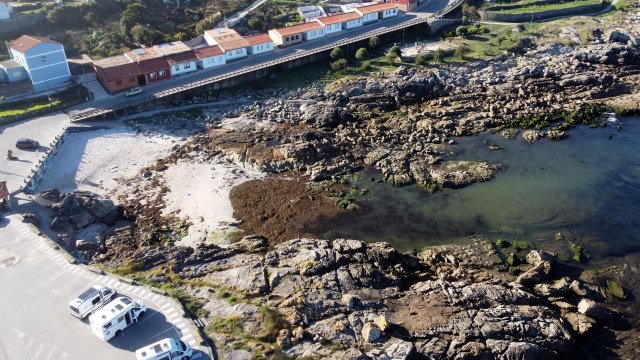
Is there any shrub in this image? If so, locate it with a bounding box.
[456,26,469,37]
[415,53,426,65]
[369,35,380,49]
[454,44,469,60]
[330,47,344,60]
[389,45,402,58]
[479,26,489,33]
[247,18,262,30]
[360,61,372,71]
[467,27,478,36]
[434,48,443,62]
[330,58,347,70]
[462,15,468,24]
[355,47,369,59]
[386,54,398,66]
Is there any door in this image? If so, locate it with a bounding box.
[125,312,131,325]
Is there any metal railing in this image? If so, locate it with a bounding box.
[70,14,461,122]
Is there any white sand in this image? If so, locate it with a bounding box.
[36,124,264,249]
[160,160,264,247]
[37,128,183,193]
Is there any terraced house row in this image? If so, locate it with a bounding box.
[93,2,399,94]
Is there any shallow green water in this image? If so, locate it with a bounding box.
[323,115,640,259]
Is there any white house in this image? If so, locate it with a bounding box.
[204,28,250,62]
[7,35,71,91]
[153,41,198,77]
[297,5,326,21]
[317,12,363,32]
[0,0,11,20]
[354,3,399,22]
[244,33,274,55]
[193,45,226,69]
[268,21,325,48]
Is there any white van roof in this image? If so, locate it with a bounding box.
[136,338,182,360]
[69,285,104,307]
[90,297,134,326]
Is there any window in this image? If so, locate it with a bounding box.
[235,49,241,55]
[41,56,46,62]
[295,35,299,40]
[266,43,270,48]
[208,58,214,64]
[310,31,316,36]
[150,72,157,79]
[285,36,289,41]
[320,30,323,34]
[103,322,112,330]
[129,77,135,83]
[175,65,180,70]
[92,297,100,305]
[218,56,223,62]
[185,63,191,68]
[116,80,122,86]
[159,70,166,76]
[117,316,124,323]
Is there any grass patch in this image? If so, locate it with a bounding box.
[257,306,291,343]
[0,84,88,126]
[488,0,602,14]
[109,261,144,276]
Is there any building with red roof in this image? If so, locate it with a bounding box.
[204,28,251,61]
[354,3,399,23]
[268,21,325,48]
[93,55,140,93]
[193,45,226,69]
[317,12,363,34]
[124,48,171,84]
[7,35,71,91]
[243,33,274,55]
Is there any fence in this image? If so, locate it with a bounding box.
[70,3,465,122]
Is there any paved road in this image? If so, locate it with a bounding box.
[67,0,452,117]
[0,214,211,360]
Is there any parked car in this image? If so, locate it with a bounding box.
[15,138,39,149]
[125,87,143,97]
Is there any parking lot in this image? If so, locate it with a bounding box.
[0,215,211,360]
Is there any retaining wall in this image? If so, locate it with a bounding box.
[480,1,603,22]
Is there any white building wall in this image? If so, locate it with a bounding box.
[362,13,377,23]
[382,9,398,19]
[0,2,11,20]
[343,18,363,30]
[225,47,247,61]
[324,23,342,35]
[304,29,325,41]
[170,61,197,77]
[248,42,273,55]
[197,55,226,69]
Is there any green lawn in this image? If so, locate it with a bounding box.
[491,0,601,14]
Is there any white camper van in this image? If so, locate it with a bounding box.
[135,338,194,360]
[89,296,146,341]
[69,284,116,319]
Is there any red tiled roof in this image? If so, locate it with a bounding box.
[244,33,272,46]
[193,45,224,59]
[133,56,170,74]
[93,55,140,82]
[8,35,61,53]
[164,50,198,65]
[317,12,362,26]
[356,2,398,14]
[272,21,323,37]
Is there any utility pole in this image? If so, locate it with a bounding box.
[44,76,51,104]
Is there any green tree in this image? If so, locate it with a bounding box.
[456,26,469,37]
[330,58,347,70]
[454,44,468,60]
[389,45,401,58]
[462,15,468,24]
[467,27,478,36]
[330,47,344,60]
[369,35,380,49]
[121,15,136,36]
[414,53,426,65]
[122,3,143,21]
[355,47,369,59]
[248,18,262,30]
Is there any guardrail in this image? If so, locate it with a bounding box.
[70,9,466,122]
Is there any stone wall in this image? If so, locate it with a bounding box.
[480,1,603,22]
[427,19,461,35]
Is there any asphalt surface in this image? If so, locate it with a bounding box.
[0,214,211,360]
[68,0,452,116]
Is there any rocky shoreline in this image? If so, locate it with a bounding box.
[21,14,640,360]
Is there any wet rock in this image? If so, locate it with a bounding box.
[74,223,109,249]
[526,250,558,266]
[577,299,614,320]
[522,130,543,143]
[563,312,596,335]
[515,260,553,286]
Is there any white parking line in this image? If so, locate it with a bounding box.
[35,343,44,358]
[165,308,175,315]
[188,339,197,346]
[132,288,140,294]
[181,333,193,341]
[45,348,55,360]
